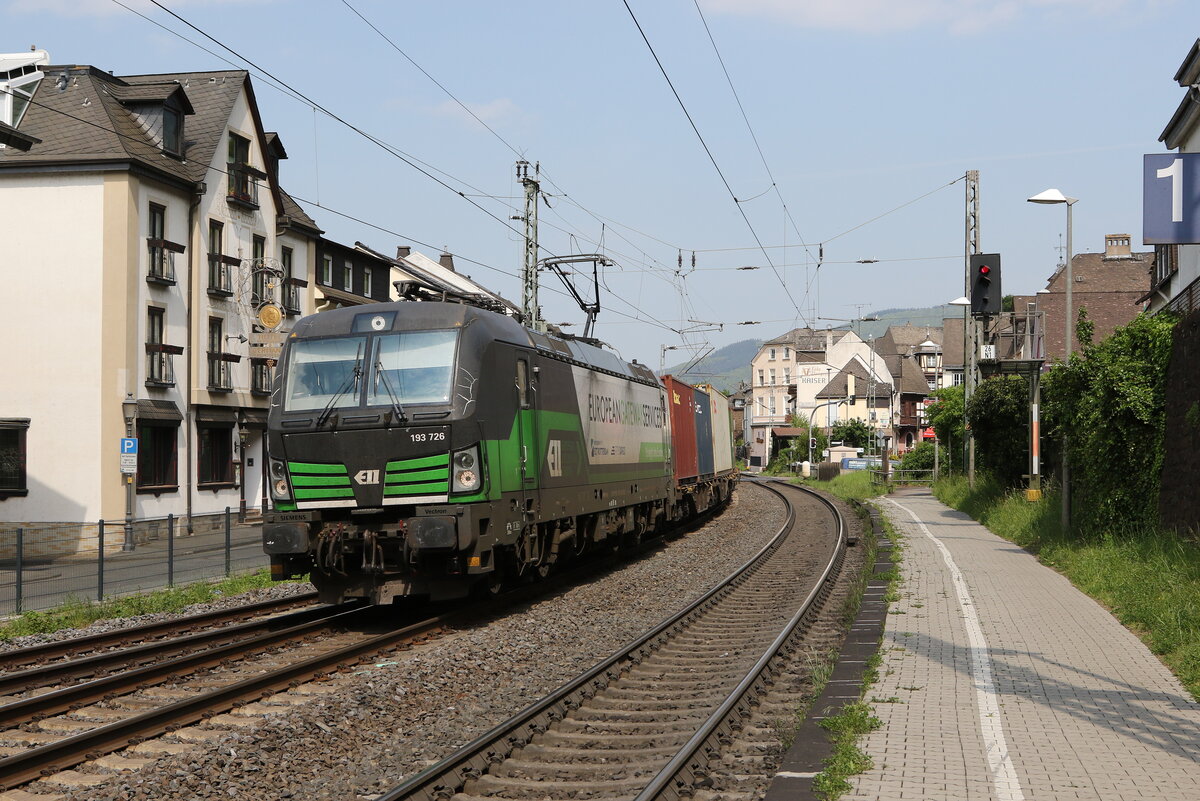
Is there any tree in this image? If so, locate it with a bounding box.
[966,375,1029,487]
[830,418,872,449]
[899,441,935,471]
[925,385,964,473]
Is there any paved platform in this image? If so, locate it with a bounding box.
[841,488,1200,801]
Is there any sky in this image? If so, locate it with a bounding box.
[7,0,1197,367]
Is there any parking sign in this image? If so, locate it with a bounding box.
[120,437,138,474]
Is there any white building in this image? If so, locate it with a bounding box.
[745,328,894,469]
[0,55,322,543]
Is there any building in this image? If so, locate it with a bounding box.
[0,54,322,541]
[745,328,894,469]
[1150,38,1200,315]
[873,325,945,453]
[1015,234,1150,362]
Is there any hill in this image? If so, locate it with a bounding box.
[660,338,761,395]
[826,305,962,340]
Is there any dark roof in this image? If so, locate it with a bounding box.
[279,188,322,235]
[764,327,833,351]
[816,358,892,401]
[108,81,195,114]
[874,324,941,359]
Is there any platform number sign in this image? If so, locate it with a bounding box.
[1144,153,1200,244]
[120,437,138,474]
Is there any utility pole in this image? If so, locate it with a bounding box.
[964,170,979,488]
[517,160,543,332]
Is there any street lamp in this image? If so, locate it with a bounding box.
[1027,189,1077,360]
[121,393,137,552]
[1028,188,1076,533]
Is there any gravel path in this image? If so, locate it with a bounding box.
[40,484,789,801]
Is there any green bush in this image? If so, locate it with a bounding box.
[899,442,935,472]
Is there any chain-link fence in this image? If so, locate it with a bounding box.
[0,509,267,616]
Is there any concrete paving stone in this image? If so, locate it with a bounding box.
[129,740,195,756]
[92,754,153,771]
[42,770,109,788]
[842,490,1200,801]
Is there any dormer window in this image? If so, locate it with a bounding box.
[0,56,45,129]
[226,132,263,209]
[162,105,182,155]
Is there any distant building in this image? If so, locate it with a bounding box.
[745,328,893,469]
[1014,234,1150,362]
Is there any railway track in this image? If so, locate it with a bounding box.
[0,508,724,795]
[377,479,846,801]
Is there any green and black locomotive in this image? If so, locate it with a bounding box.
[263,300,734,604]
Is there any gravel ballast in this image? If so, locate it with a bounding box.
[41,484,795,800]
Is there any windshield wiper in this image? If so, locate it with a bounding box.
[316,342,363,429]
[374,359,408,424]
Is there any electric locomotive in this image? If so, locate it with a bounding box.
[262,300,721,604]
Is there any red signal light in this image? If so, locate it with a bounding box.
[978,265,991,276]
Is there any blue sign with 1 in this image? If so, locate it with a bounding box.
[1144,153,1200,244]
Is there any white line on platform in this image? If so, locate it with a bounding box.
[886,498,1026,801]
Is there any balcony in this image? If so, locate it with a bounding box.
[146,239,185,285]
[251,359,273,396]
[207,351,242,392]
[226,163,265,210]
[145,343,184,388]
[283,277,307,316]
[208,254,237,298]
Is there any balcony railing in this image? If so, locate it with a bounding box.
[226,163,264,210]
[146,239,184,285]
[251,359,273,396]
[283,277,306,316]
[208,254,236,297]
[207,351,241,392]
[145,343,184,388]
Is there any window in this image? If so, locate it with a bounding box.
[147,307,168,386]
[952,372,965,387]
[757,369,764,386]
[162,106,183,155]
[320,254,333,285]
[208,220,232,295]
[768,348,776,360]
[252,235,267,304]
[343,260,353,292]
[146,203,173,283]
[363,267,373,298]
[783,369,790,385]
[768,396,776,415]
[769,368,776,385]
[0,418,30,497]
[784,347,791,360]
[208,318,232,391]
[227,132,256,205]
[1155,245,1178,287]
[282,247,300,313]
[137,422,177,491]
[252,359,273,396]
[0,64,42,129]
[369,330,459,406]
[198,424,234,486]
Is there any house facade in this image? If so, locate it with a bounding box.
[0,57,321,541]
[745,328,894,468]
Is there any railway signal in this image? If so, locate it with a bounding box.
[970,253,1002,315]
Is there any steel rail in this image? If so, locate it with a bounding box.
[0,608,454,791]
[375,478,825,801]
[0,605,372,729]
[634,479,846,800]
[0,591,319,670]
[0,601,345,697]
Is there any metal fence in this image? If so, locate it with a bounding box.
[0,508,268,616]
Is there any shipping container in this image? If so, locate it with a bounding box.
[700,385,734,475]
[663,376,698,483]
[694,385,714,477]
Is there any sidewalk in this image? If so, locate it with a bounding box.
[843,488,1200,801]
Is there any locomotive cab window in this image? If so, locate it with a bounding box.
[516,359,530,408]
[283,336,366,412]
[369,330,457,406]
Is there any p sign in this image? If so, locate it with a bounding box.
[120,437,138,474]
[1144,153,1200,244]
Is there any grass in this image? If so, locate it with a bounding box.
[0,569,302,643]
[934,474,1200,701]
[812,702,883,798]
[792,469,887,504]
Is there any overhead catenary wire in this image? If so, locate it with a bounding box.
[621,0,805,324]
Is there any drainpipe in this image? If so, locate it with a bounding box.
[185,184,203,534]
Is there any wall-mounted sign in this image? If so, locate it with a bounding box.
[1144,153,1200,244]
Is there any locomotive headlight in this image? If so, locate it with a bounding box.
[269,458,292,500]
[451,445,482,493]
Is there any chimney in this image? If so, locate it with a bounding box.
[825,329,833,352]
[847,373,855,400]
[1104,234,1132,259]
[439,251,455,272]
[396,245,411,259]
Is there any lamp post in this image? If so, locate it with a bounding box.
[1028,188,1076,533]
[121,393,137,552]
